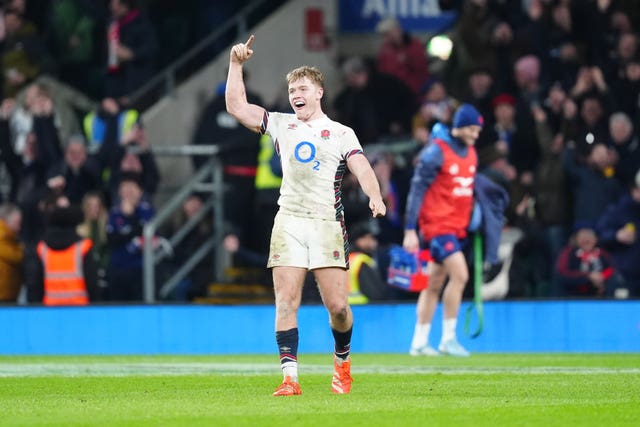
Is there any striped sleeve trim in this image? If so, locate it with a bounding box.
[344,149,363,160]
[259,111,269,135]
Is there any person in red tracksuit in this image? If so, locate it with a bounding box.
[556,225,616,297]
[403,104,484,357]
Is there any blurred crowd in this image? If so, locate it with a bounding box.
[0,0,249,304]
[1,0,639,305]
[330,0,640,301]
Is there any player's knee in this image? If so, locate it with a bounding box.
[326,301,349,322]
[449,271,469,288]
[275,297,299,319]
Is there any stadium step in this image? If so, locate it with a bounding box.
[194,282,274,304]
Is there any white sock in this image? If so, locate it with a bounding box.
[410,323,431,349]
[282,361,298,382]
[442,318,457,343]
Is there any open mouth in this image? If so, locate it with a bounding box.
[293,100,306,109]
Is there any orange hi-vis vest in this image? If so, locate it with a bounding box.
[37,239,92,306]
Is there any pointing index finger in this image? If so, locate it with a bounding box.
[245,34,255,48]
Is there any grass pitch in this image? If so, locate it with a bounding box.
[1,354,639,426]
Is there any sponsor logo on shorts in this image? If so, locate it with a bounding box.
[445,241,455,252]
[333,250,340,260]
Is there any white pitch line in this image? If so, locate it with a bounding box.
[0,363,639,378]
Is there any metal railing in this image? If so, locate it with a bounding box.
[141,145,224,303]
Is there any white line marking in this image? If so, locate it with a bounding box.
[0,363,639,378]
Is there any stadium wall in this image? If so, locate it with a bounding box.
[1,301,639,355]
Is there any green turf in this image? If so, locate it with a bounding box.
[1,354,639,426]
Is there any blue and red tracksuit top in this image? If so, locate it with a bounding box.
[405,123,477,241]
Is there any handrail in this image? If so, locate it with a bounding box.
[142,150,225,303]
[127,0,287,109]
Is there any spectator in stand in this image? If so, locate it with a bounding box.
[9,83,48,158]
[76,190,109,301]
[84,97,139,155]
[346,221,389,304]
[0,7,50,98]
[587,0,633,72]
[608,112,640,186]
[549,40,583,92]
[411,78,457,145]
[530,102,571,296]
[563,142,623,229]
[556,225,616,297]
[160,193,214,301]
[14,77,98,147]
[607,32,638,82]
[105,0,158,102]
[46,134,100,205]
[461,66,496,123]
[15,132,50,245]
[375,17,429,102]
[43,0,98,95]
[0,99,21,202]
[104,123,160,204]
[7,83,65,179]
[5,0,49,33]
[444,0,504,99]
[0,203,24,303]
[477,92,538,179]
[510,55,543,183]
[541,81,571,134]
[569,93,611,157]
[595,169,640,298]
[26,195,98,305]
[333,56,417,145]
[611,55,640,121]
[105,171,154,301]
[1,97,56,247]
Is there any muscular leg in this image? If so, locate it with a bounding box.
[314,266,354,394]
[272,266,307,330]
[416,261,447,324]
[440,251,469,320]
[272,266,307,386]
[313,267,352,331]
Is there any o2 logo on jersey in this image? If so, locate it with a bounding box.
[294,141,320,170]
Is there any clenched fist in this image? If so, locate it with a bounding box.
[230,35,255,64]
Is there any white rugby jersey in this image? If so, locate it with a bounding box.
[260,112,363,221]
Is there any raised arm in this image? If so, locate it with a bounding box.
[225,35,266,133]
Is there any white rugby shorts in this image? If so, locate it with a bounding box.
[267,212,348,269]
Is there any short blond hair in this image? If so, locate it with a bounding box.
[286,66,324,88]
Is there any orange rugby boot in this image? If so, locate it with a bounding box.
[331,356,353,394]
[273,376,302,396]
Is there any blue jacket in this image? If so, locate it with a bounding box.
[106,201,155,271]
[596,194,640,282]
[563,147,623,227]
[473,173,509,265]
